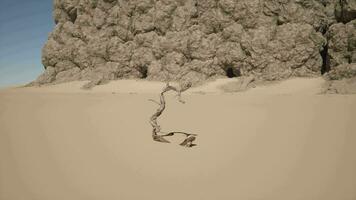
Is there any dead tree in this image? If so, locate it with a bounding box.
[149,82,197,147]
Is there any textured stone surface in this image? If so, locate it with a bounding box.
[326,63,356,80]
[324,76,356,94]
[335,0,356,23]
[327,19,356,68]
[32,0,356,87]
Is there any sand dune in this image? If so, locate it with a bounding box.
[1,78,356,200]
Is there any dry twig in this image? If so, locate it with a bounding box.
[149,82,197,147]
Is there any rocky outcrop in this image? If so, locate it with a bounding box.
[323,18,355,93]
[326,19,356,69]
[31,0,356,87]
[326,63,356,80]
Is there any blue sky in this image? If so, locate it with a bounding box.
[0,0,54,87]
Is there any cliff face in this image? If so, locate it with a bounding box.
[33,0,356,86]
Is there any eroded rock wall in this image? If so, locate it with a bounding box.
[33,0,356,86]
[327,19,356,69]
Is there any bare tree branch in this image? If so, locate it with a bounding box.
[148,99,160,105]
[149,82,197,147]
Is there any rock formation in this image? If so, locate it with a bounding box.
[32,0,356,87]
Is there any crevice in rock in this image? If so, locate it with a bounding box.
[225,66,241,78]
[336,0,346,23]
[320,43,330,74]
[276,19,284,26]
[347,55,352,63]
[317,22,328,34]
[140,65,148,78]
[68,8,77,23]
[103,0,117,3]
[276,15,286,26]
[335,0,356,23]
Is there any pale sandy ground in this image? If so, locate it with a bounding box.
[1,77,356,200]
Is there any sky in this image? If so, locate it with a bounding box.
[0,0,54,87]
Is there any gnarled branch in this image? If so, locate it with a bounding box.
[149,82,197,147]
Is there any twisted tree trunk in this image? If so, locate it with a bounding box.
[149,82,197,147]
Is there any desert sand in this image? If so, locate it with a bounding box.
[1,78,356,200]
